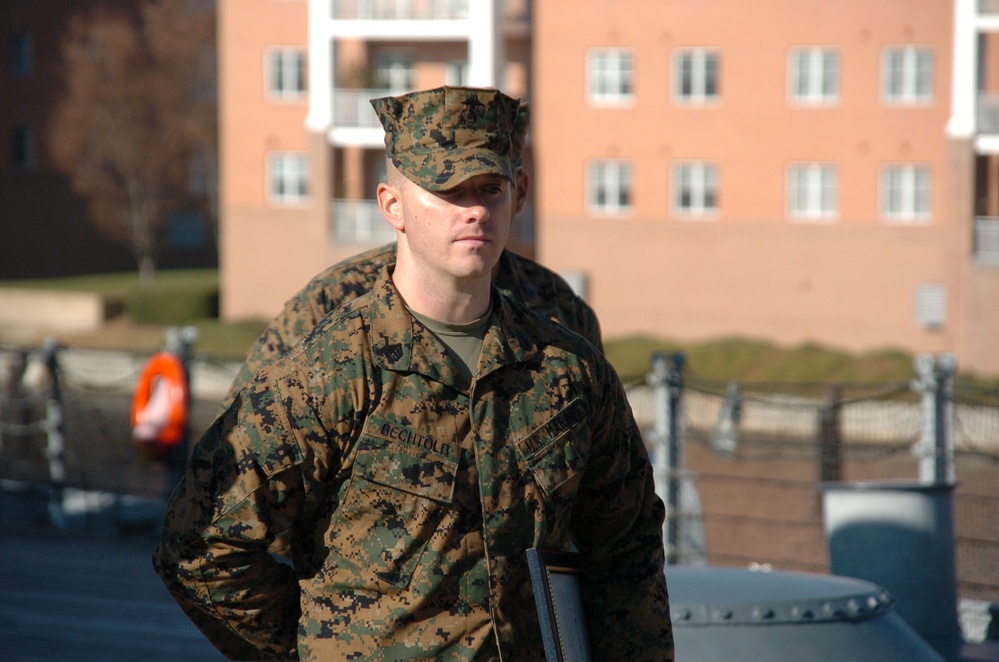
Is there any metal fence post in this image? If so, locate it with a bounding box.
[35,338,67,529]
[932,354,956,485]
[666,352,686,565]
[711,381,741,457]
[819,386,842,483]
[163,326,198,498]
[648,351,686,565]
[912,353,956,485]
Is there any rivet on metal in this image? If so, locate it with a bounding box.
[752,606,776,620]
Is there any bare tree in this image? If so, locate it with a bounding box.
[49,0,216,285]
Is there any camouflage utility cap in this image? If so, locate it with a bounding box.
[371,86,521,191]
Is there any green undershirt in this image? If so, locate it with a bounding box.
[409,303,493,390]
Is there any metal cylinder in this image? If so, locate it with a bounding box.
[820,481,961,648]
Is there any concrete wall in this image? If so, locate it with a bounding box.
[0,289,110,338]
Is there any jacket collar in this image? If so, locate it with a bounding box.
[365,267,541,385]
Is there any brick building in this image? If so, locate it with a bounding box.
[217,0,999,374]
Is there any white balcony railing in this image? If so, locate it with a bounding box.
[975,216,999,264]
[333,89,386,129]
[332,199,395,245]
[979,95,999,134]
[332,0,469,21]
[509,202,535,246]
[980,0,999,16]
[332,198,536,249]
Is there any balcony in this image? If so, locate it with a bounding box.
[980,94,999,134]
[332,199,395,245]
[975,216,999,264]
[980,0,999,15]
[332,0,469,21]
[333,89,384,129]
[332,198,537,251]
[509,202,535,246]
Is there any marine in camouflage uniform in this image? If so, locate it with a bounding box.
[154,86,673,661]
[222,103,601,410]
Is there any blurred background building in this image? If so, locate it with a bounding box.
[0,1,217,280]
[533,0,999,375]
[4,0,999,374]
[1,1,140,278]
[216,0,999,374]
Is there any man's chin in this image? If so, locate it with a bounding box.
[453,256,501,282]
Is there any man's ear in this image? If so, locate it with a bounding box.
[377,182,405,232]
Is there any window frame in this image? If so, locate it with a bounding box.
[374,52,415,93]
[787,162,838,221]
[672,160,719,218]
[673,48,720,105]
[881,163,932,223]
[266,47,306,100]
[10,125,36,172]
[882,46,934,105]
[9,31,33,78]
[587,159,633,216]
[445,60,469,87]
[267,151,310,205]
[587,48,635,106]
[789,47,839,105]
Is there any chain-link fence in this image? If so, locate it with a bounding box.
[629,354,999,608]
[3,342,998,609]
[0,342,237,509]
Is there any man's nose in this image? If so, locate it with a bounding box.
[461,192,491,222]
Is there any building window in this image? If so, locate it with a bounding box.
[374,54,414,92]
[673,161,718,217]
[588,160,632,214]
[267,48,306,99]
[674,49,719,103]
[881,164,932,222]
[883,46,934,104]
[10,126,36,171]
[789,47,838,104]
[9,31,33,78]
[588,49,634,105]
[167,210,210,249]
[788,163,837,220]
[445,60,468,86]
[268,152,309,204]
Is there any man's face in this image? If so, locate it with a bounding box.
[392,172,514,283]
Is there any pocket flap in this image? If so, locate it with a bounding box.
[355,436,457,503]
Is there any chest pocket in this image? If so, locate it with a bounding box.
[329,435,457,590]
[516,398,589,497]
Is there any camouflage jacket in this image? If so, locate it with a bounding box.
[154,269,672,661]
[223,244,603,409]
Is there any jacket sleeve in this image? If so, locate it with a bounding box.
[571,361,674,661]
[153,386,310,661]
